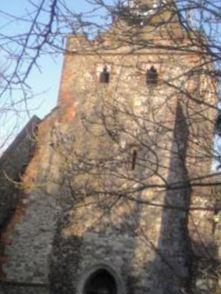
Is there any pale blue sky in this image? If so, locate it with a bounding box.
[0,0,112,119]
[0,0,102,149]
[0,0,94,120]
[1,1,60,118]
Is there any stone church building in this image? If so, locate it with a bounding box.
[0,0,220,293]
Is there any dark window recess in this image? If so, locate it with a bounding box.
[100,66,110,84]
[215,113,221,136]
[84,269,117,294]
[131,149,137,170]
[146,66,158,85]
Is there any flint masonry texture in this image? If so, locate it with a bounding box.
[0,1,219,293]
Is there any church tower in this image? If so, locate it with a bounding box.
[0,1,218,294]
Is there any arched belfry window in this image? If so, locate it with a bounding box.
[100,66,110,84]
[146,66,158,85]
[83,269,117,294]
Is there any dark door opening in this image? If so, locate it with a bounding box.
[83,269,117,294]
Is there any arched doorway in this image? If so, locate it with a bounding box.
[83,269,117,294]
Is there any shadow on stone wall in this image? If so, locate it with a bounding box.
[48,196,143,294]
[140,102,219,294]
[48,101,193,294]
[48,102,219,294]
[147,101,193,293]
[49,210,82,294]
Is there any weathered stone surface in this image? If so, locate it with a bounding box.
[2,190,59,283]
[0,2,219,294]
[0,285,49,294]
[0,116,40,230]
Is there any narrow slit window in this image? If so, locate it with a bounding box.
[100,66,110,84]
[131,149,137,170]
[146,66,158,85]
